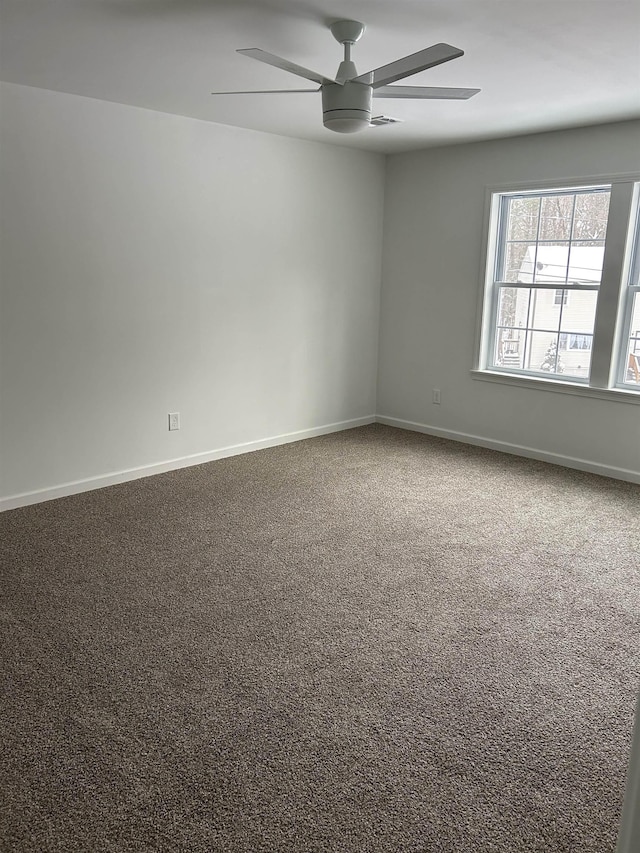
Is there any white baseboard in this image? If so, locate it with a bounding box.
[4,412,637,512]
[0,415,375,512]
[375,415,640,485]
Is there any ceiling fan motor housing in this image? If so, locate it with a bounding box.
[322,81,372,133]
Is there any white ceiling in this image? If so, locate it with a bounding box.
[1,0,639,154]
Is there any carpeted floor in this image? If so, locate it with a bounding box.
[1,424,639,852]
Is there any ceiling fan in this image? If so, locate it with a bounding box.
[211,20,480,134]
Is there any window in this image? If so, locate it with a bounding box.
[620,203,640,386]
[476,178,640,395]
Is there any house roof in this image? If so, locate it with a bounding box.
[518,245,606,285]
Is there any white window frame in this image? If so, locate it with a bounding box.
[615,196,640,387]
[472,174,640,404]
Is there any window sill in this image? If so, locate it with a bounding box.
[470,368,640,404]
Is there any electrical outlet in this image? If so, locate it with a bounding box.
[168,412,180,431]
[432,388,441,405]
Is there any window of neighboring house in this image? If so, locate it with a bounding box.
[475,178,640,396]
[558,333,592,351]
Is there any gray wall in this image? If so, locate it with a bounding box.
[377,120,640,479]
[0,83,385,503]
[1,83,639,506]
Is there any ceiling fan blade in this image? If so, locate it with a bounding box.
[373,85,480,100]
[353,43,464,88]
[212,89,319,95]
[237,49,335,85]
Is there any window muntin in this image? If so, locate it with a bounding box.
[489,187,610,381]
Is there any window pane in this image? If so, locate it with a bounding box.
[506,196,540,241]
[559,290,597,333]
[630,207,640,286]
[620,204,640,386]
[494,327,525,369]
[624,293,640,385]
[572,190,610,241]
[529,331,562,374]
[562,347,592,380]
[496,287,530,328]
[528,286,565,329]
[500,242,531,282]
[566,242,606,283]
[539,194,573,241]
[531,242,571,284]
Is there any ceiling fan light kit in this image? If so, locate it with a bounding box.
[212,19,480,134]
[322,81,372,133]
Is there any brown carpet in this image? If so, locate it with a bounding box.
[1,424,639,852]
